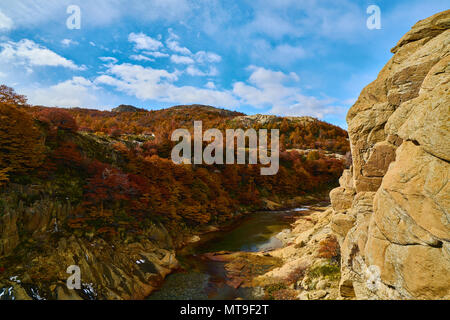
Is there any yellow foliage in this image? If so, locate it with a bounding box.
[0,167,10,187]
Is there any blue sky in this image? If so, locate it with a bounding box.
[0,1,448,128]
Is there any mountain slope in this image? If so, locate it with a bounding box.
[0,101,349,299]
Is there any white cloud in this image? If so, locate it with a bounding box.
[248,40,307,66]
[143,51,169,58]
[166,28,192,55]
[242,10,303,39]
[163,30,222,76]
[95,63,180,100]
[26,77,100,108]
[186,65,218,77]
[186,66,207,76]
[129,32,163,51]
[170,54,195,64]
[123,0,191,23]
[165,30,222,66]
[233,66,340,118]
[240,0,365,41]
[130,54,155,62]
[0,39,85,70]
[61,39,79,47]
[95,62,238,107]
[164,85,238,107]
[99,56,118,64]
[247,65,299,87]
[269,99,345,118]
[0,10,13,30]
[93,62,340,117]
[0,0,192,29]
[205,81,216,89]
[195,51,222,64]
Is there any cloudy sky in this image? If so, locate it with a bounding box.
[0,0,447,128]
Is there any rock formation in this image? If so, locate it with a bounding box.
[112,104,146,113]
[329,10,450,299]
[0,189,179,300]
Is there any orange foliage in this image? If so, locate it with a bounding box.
[318,235,340,260]
[1,93,350,238]
[0,85,28,106]
[0,104,45,177]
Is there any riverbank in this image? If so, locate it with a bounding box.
[201,205,342,300]
[253,205,342,300]
[0,194,334,300]
[148,200,343,300]
[174,191,332,248]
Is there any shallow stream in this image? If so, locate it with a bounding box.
[148,207,312,300]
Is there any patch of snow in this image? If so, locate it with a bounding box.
[0,287,14,299]
[292,207,309,212]
[82,283,97,300]
[29,287,44,300]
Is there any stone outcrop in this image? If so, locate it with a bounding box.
[112,104,146,113]
[0,211,19,258]
[253,206,342,300]
[0,235,178,300]
[329,10,450,300]
[0,185,179,300]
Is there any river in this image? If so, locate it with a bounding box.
[148,206,314,300]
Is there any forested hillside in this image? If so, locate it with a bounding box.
[0,86,349,242]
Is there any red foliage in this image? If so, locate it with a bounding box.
[84,166,133,207]
[37,108,78,132]
[0,103,46,177]
[7,103,350,238]
[51,141,84,167]
[318,235,340,259]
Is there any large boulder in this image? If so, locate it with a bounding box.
[330,187,355,211]
[331,10,450,300]
[374,141,449,244]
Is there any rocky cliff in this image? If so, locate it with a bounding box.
[0,185,179,300]
[329,10,450,299]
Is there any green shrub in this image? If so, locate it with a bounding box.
[264,282,287,300]
[308,261,340,281]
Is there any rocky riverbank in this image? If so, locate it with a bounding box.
[0,223,179,300]
[199,205,343,300]
[0,191,328,300]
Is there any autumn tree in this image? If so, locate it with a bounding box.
[318,234,340,262]
[0,85,28,106]
[51,141,84,168]
[0,104,45,177]
[37,108,78,132]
